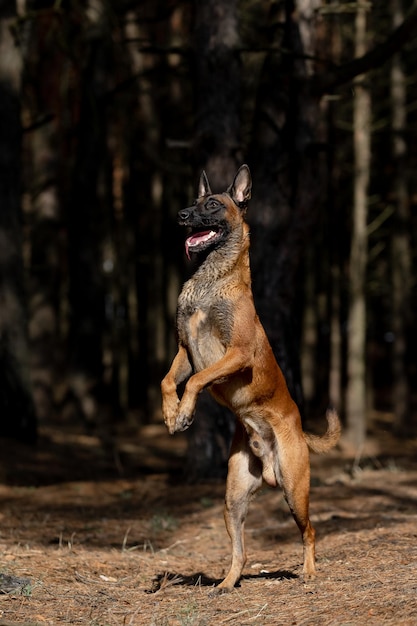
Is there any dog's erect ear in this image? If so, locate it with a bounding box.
[198,170,212,198]
[228,164,252,209]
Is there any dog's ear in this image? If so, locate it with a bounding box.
[228,165,252,210]
[198,170,212,198]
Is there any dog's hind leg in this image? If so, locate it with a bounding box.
[276,420,316,579]
[215,421,263,593]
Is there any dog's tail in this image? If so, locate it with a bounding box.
[303,408,341,454]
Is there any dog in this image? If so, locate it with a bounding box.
[161,164,341,593]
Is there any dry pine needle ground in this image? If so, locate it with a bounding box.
[0,413,416,625]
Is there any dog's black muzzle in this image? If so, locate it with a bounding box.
[178,197,225,228]
[178,207,194,225]
[178,208,217,229]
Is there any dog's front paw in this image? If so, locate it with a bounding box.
[174,394,197,432]
[163,404,194,434]
[173,412,195,432]
[162,398,180,435]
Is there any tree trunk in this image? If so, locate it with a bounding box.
[25,17,62,422]
[248,0,323,417]
[329,264,342,411]
[327,97,343,415]
[345,5,370,450]
[301,248,317,413]
[193,0,242,188]
[390,0,412,434]
[65,4,111,428]
[0,8,36,442]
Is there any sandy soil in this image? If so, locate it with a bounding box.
[0,411,416,625]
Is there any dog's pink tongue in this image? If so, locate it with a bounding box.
[185,230,215,260]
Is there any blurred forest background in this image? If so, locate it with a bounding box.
[0,0,416,477]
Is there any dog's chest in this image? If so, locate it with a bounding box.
[177,288,232,371]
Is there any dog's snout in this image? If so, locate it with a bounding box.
[178,208,191,222]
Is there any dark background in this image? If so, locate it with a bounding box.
[0,0,416,477]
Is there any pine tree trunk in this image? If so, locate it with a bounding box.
[193,0,242,188]
[390,0,412,434]
[27,101,62,422]
[329,264,342,411]
[65,7,110,428]
[301,249,317,412]
[345,6,370,450]
[0,11,37,442]
[248,0,323,415]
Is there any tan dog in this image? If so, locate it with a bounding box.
[161,165,341,592]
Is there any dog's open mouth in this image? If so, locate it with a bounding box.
[185,228,222,259]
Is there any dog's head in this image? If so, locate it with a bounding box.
[178,165,252,259]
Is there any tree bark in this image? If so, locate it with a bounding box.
[345,5,370,450]
[390,0,412,434]
[248,0,323,415]
[193,0,242,188]
[0,8,37,442]
[301,247,318,413]
[65,3,111,427]
[24,12,63,422]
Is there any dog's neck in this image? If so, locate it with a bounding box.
[188,222,251,286]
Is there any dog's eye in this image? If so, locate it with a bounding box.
[205,199,222,212]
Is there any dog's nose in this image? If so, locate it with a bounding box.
[178,208,191,222]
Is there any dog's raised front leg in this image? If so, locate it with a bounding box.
[213,421,263,594]
[161,345,192,434]
[175,346,249,432]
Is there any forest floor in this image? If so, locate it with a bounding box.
[0,410,416,626]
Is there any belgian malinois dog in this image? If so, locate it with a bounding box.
[161,164,341,593]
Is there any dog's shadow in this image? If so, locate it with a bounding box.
[147,569,298,593]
